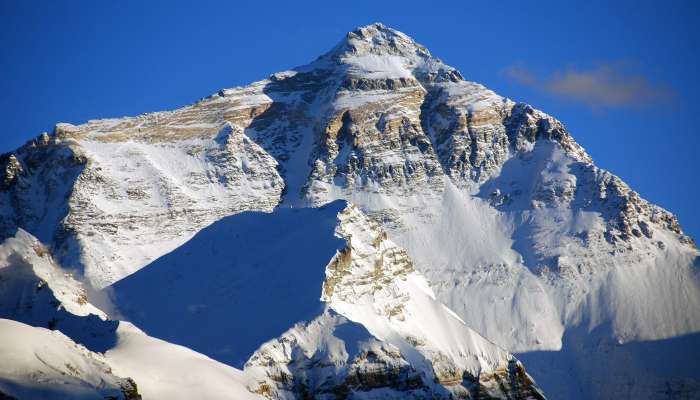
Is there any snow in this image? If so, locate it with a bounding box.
[517,325,700,399]
[325,204,516,375]
[332,182,567,353]
[437,80,507,112]
[105,322,260,400]
[0,229,105,319]
[0,229,120,354]
[0,319,129,400]
[344,54,414,79]
[0,318,260,400]
[58,122,283,288]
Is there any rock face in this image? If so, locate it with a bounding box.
[0,23,698,399]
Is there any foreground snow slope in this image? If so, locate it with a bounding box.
[105,322,261,400]
[0,319,138,400]
[0,23,698,399]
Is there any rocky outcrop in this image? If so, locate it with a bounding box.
[0,154,22,189]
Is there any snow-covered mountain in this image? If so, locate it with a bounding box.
[0,23,698,399]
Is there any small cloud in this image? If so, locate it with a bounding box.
[504,63,673,109]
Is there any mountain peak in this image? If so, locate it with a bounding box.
[312,23,462,83]
[326,23,431,60]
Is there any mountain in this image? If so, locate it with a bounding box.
[0,23,698,399]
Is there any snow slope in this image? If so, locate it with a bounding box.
[0,319,138,400]
[0,228,118,353]
[105,322,260,400]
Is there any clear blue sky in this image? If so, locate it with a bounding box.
[1,1,699,239]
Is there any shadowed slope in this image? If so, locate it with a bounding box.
[109,201,347,367]
[0,229,118,353]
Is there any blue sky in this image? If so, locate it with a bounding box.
[1,0,698,239]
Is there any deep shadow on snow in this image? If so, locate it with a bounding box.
[0,252,118,353]
[108,201,347,368]
[516,323,700,399]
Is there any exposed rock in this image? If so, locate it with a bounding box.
[0,154,23,189]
